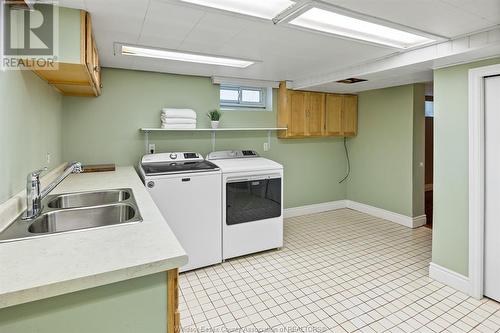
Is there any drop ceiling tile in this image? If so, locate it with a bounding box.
[179,12,251,50]
[139,0,205,47]
[84,0,149,37]
[439,0,500,24]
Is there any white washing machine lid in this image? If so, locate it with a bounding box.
[140,152,219,176]
[209,157,283,173]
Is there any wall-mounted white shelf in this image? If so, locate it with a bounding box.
[140,127,287,152]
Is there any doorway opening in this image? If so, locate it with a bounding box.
[424,83,434,228]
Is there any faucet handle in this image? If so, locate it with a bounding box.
[29,167,48,179]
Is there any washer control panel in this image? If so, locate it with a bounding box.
[141,152,202,164]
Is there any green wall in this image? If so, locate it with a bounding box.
[346,84,425,217]
[61,68,348,208]
[432,57,500,276]
[0,273,167,333]
[0,70,63,204]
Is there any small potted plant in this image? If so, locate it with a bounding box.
[207,109,222,129]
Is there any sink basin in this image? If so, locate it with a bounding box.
[0,188,142,243]
[48,189,131,209]
[29,204,139,234]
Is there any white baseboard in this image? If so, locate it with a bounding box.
[284,200,347,218]
[429,262,470,294]
[412,215,427,228]
[284,200,426,229]
[345,200,426,228]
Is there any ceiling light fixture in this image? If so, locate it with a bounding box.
[289,7,436,49]
[272,1,311,25]
[180,0,295,20]
[121,45,255,68]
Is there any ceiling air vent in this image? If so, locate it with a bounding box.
[336,78,367,84]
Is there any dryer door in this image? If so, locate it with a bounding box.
[226,175,281,225]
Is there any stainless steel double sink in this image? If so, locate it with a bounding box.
[0,188,143,243]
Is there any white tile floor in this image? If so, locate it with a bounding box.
[179,209,500,333]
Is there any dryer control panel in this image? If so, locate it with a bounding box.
[207,150,259,160]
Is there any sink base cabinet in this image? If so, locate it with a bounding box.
[0,270,181,333]
[278,82,357,138]
[167,269,180,333]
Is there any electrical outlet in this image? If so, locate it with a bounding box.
[46,152,51,164]
[149,144,156,154]
[263,142,270,151]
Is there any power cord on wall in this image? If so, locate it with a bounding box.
[339,137,350,184]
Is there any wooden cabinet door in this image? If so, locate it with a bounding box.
[306,92,325,136]
[85,13,93,76]
[167,269,180,333]
[84,13,101,95]
[325,94,343,136]
[342,95,358,136]
[288,91,307,137]
[91,38,101,95]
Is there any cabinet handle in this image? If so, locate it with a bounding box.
[94,66,99,72]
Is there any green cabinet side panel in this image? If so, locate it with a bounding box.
[57,7,83,64]
[432,57,500,276]
[0,273,167,333]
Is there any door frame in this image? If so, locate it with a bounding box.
[468,63,500,299]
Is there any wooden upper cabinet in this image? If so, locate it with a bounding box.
[278,81,357,138]
[30,8,101,97]
[342,95,358,136]
[306,92,325,136]
[85,12,101,96]
[278,86,325,138]
[325,94,343,136]
[288,90,307,137]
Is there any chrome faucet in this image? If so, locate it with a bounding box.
[23,162,83,220]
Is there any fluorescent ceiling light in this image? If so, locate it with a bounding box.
[180,0,295,19]
[121,45,254,68]
[289,8,435,49]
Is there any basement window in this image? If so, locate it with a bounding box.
[220,85,268,110]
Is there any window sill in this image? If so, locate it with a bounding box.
[220,107,273,112]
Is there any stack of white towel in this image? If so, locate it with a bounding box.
[161,108,197,129]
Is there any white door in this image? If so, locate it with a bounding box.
[484,75,500,302]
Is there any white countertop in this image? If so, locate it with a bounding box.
[0,167,188,309]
